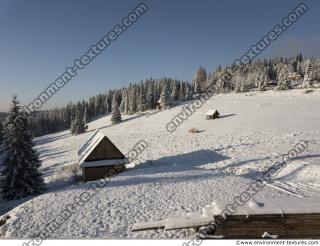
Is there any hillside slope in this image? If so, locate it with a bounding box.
[1,89,320,238]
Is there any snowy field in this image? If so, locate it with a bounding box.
[1,89,320,238]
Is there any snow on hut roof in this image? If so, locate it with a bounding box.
[78,130,107,165]
[78,130,128,166]
[206,109,219,115]
[78,130,105,164]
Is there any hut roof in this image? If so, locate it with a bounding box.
[206,109,219,116]
[156,98,163,103]
[78,130,126,166]
[288,72,301,77]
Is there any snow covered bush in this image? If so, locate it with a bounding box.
[65,164,82,183]
[304,89,314,94]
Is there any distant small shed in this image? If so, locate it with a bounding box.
[206,109,220,120]
[78,130,128,182]
[288,72,302,81]
[155,98,164,110]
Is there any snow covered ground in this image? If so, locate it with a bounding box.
[1,89,320,238]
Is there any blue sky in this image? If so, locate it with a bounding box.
[0,0,319,111]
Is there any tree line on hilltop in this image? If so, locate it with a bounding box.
[0,54,319,139]
[0,54,319,142]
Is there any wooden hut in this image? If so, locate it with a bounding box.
[155,98,164,110]
[288,72,302,81]
[78,130,128,182]
[206,109,220,120]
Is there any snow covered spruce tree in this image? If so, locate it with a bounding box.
[160,81,172,109]
[121,90,128,115]
[171,80,178,101]
[71,108,86,135]
[83,106,89,125]
[129,86,137,114]
[111,94,122,124]
[260,74,268,91]
[146,82,155,110]
[277,67,290,90]
[303,60,314,88]
[119,90,126,113]
[193,79,201,97]
[193,67,207,93]
[256,71,267,91]
[0,96,45,200]
[0,121,3,144]
[178,82,185,101]
[69,109,76,134]
[138,83,147,112]
[185,85,191,100]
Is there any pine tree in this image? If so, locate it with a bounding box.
[99,104,105,115]
[193,67,207,92]
[70,112,76,134]
[0,96,45,200]
[0,121,3,144]
[259,74,267,91]
[72,107,86,135]
[106,91,113,113]
[185,86,191,100]
[171,80,178,101]
[147,82,155,109]
[138,83,147,112]
[160,81,172,109]
[103,95,109,113]
[124,90,129,115]
[111,94,122,124]
[121,90,127,114]
[129,86,137,114]
[277,67,290,90]
[83,106,89,125]
[179,82,185,101]
[303,60,314,88]
[256,70,267,91]
[255,71,262,89]
[216,69,232,93]
[193,79,201,96]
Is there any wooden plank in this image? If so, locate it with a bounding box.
[132,219,166,231]
[214,213,320,239]
[214,213,320,220]
[86,137,124,162]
